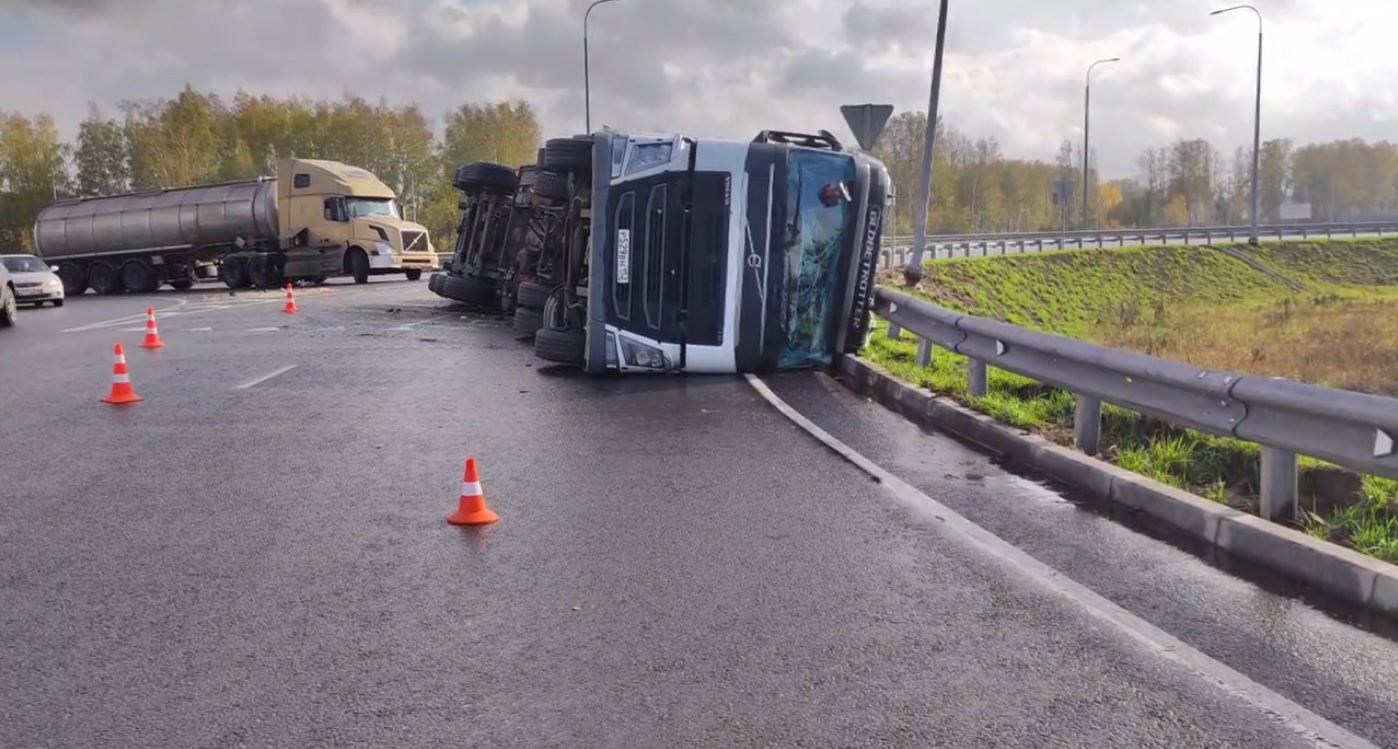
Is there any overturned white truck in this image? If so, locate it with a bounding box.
[523,128,892,374]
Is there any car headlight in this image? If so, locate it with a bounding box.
[619,337,671,369]
[44,278,62,289]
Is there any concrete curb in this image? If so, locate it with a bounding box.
[837,353,1398,621]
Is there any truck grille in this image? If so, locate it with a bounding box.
[401,231,427,253]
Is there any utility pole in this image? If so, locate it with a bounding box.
[1082,57,1119,230]
[1211,4,1263,245]
[583,0,621,134]
[902,0,950,286]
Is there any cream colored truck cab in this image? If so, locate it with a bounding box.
[283,159,439,283]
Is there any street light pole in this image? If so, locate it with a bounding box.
[902,0,950,286]
[1082,57,1119,230]
[584,0,620,134]
[1212,4,1263,245]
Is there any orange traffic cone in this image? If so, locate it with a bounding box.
[101,343,144,405]
[139,307,165,349]
[282,283,298,314]
[448,458,498,525]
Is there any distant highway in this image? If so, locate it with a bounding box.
[879,220,1398,265]
[2,280,1395,747]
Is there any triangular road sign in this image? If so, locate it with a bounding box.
[840,104,894,151]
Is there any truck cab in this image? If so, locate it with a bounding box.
[284,159,438,284]
[530,129,890,374]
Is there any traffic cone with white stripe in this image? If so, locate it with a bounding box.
[448,457,498,525]
[139,307,165,349]
[101,343,144,405]
[282,283,298,314]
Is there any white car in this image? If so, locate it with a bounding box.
[0,259,15,328]
[0,254,65,307]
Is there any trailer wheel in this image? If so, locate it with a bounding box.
[88,262,121,295]
[542,137,593,174]
[120,260,158,293]
[56,263,87,295]
[456,162,519,192]
[348,247,370,284]
[513,306,543,340]
[439,274,496,306]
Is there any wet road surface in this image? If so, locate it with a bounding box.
[1,280,1394,747]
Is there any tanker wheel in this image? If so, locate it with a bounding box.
[121,260,158,293]
[56,263,87,296]
[246,255,270,289]
[219,258,250,289]
[87,262,121,295]
[348,248,370,284]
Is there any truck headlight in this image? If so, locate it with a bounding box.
[619,337,671,369]
[373,241,396,256]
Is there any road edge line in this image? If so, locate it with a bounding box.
[831,353,1398,622]
[744,372,1378,749]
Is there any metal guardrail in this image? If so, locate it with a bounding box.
[871,286,1398,521]
[876,220,1398,267]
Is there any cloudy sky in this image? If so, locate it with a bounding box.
[0,0,1391,178]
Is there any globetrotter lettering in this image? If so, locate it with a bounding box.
[850,204,881,325]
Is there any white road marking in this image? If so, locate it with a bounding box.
[246,327,280,332]
[120,327,147,332]
[62,298,190,332]
[184,327,213,332]
[234,364,298,390]
[744,373,1379,749]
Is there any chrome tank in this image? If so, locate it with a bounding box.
[33,179,280,260]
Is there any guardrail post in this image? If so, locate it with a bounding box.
[1259,447,1298,523]
[887,322,902,340]
[916,338,933,367]
[967,359,988,396]
[1073,395,1102,455]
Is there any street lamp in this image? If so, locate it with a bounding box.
[1211,4,1262,245]
[1082,57,1119,230]
[583,0,621,134]
[902,0,950,286]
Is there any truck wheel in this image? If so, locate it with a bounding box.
[0,284,16,328]
[404,269,422,281]
[516,281,552,311]
[534,327,585,364]
[533,170,569,202]
[169,279,195,291]
[246,254,270,289]
[348,248,370,284]
[513,306,543,340]
[219,258,251,289]
[120,260,159,293]
[542,137,593,174]
[88,262,121,295]
[440,274,496,306]
[457,162,519,192]
[57,263,87,295]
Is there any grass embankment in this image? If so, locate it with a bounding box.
[865,238,1398,563]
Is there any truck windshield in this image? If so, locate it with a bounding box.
[778,149,857,369]
[346,197,401,220]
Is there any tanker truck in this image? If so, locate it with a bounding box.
[33,158,439,295]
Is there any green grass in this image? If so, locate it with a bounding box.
[866,238,1398,564]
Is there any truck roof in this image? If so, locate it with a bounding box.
[284,158,396,199]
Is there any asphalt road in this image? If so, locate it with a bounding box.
[2,280,1396,747]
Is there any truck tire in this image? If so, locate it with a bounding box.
[169,278,195,291]
[428,273,444,294]
[536,147,546,167]
[56,263,87,295]
[219,257,251,289]
[440,274,496,306]
[534,327,585,364]
[513,306,543,340]
[88,262,121,295]
[121,260,158,293]
[0,284,16,328]
[516,280,552,311]
[348,247,370,284]
[404,269,422,281]
[246,254,271,289]
[543,137,593,174]
[455,162,518,193]
[533,170,569,201]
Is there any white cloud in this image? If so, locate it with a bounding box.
[0,0,1393,178]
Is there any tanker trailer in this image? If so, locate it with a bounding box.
[33,158,438,295]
